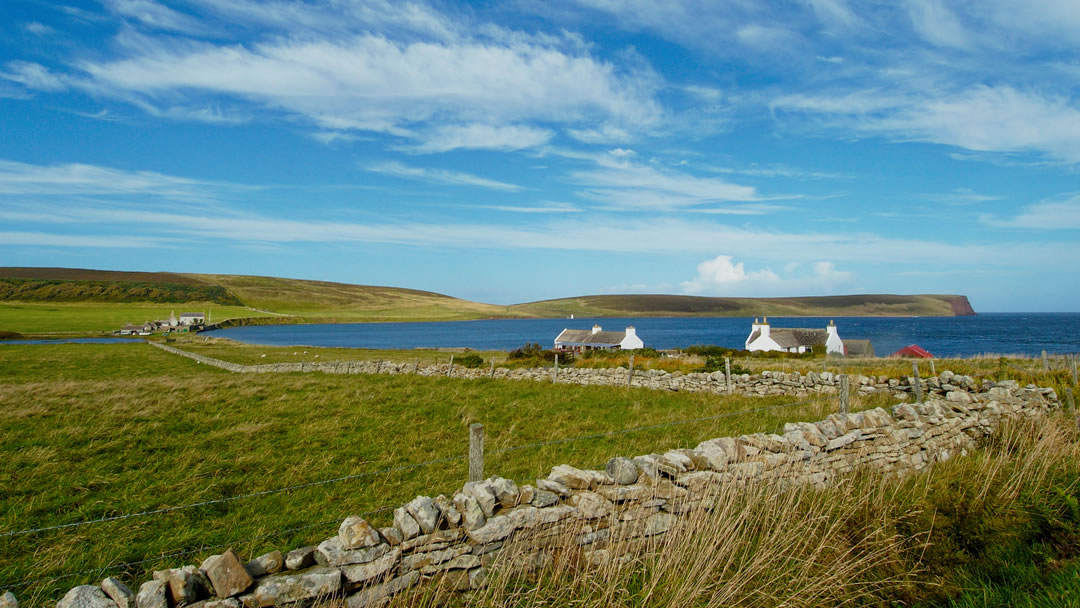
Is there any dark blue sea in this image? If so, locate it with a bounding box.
[208,313,1080,358]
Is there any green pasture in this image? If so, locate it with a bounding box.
[0,302,274,335]
[0,343,863,608]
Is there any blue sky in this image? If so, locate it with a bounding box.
[1,0,1078,311]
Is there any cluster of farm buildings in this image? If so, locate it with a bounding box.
[115,311,205,336]
[554,319,932,358]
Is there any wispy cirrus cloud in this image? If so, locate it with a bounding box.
[773,85,1080,164]
[982,194,1080,229]
[366,161,524,192]
[568,160,759,210]
[0,160,245,199]
[40,2,660,150]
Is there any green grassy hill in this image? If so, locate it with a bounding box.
[510,293,975,318]
[0,267,975,335]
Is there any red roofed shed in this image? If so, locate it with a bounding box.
[890,344,934,358]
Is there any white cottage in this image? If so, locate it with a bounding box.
[744,318,844,355]
[554,325,644,352]
[179,312,205,325]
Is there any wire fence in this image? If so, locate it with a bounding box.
[1,396,829,595]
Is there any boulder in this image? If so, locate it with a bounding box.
[249,567,341,608]
[100,578,135,608]
[284,547,317,571]
[344,571,419,608]
[392,507,421,540]
[315,537,390,567]
[567,492,612,519]
[200,550,254,598]
[461,482,497,517]
[378,527,404,546]
[452,494,486,530]
[433,495,461,528]
[530,489,559,508]
[245,552,284,578]
[405,497,440,535]
[57,586,115,608]
[0,592,16,608]
[340,548,401,586]
[486,477,520,507]
[465,514,518,544]
[548,465,609,489]
[164,567,203,605]
[134,581,167,608]
[338,516,381,550]
[605,457,639,485]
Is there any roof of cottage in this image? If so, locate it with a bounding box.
[555,328,627,346]
[766,328,829,349]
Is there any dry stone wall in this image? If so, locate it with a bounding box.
[151,343,965,401]
[32,359,1061,608]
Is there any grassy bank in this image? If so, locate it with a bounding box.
[1,343,871,608]
[0,302,276,335]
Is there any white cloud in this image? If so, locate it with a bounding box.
[0,160,247,200]
[0,231,162,248]
[925,188,1001,205]
[73,25,660,142]
[681,255,854,296]
[567,124,633,143]
[904,0,973,49]
[774,85,1080,164]
[105,0,205,34]
[569,161,759,210]
[23,22,54,35]
[366,161,523,192]
[983,194,1080,229]
[0,61,67,92]
[405,124,553,153]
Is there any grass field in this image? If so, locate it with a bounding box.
[165,336,508,366]
[2,342,1078,607]
[0,302,275,335]
[1,342,867,608]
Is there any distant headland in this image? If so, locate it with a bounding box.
[0,267,975,336]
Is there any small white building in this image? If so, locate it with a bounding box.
[744,318,844,355]
[554,325,644,352]
[179,312,205,325]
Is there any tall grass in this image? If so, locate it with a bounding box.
[385,412,1080,608]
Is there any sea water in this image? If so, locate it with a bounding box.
[208,313,1080,358]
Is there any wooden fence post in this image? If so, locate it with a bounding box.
[375,360,382,375]
[1043,350,1050,372]
[447,355,454,378]
[469,423,484,483]
[912,362,923,404]
[1065,388,1075,411]
[1071,356,1078,385]
[413,358,420,374]
[929,360,936,377]
[553,353,559,383]
[839,375,850,414]
[627,354,635,389]
[725,357,733,395]
[489,359,496,378]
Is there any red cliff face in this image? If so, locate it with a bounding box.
[948,296,976,316]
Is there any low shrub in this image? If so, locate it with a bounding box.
[455,354,485,369]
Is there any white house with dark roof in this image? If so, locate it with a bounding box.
[554,324,644,352]
[179,312,205,325]
[745,318,844,355]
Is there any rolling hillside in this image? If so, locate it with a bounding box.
[0,267,975,335]
[508,293,975,318]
